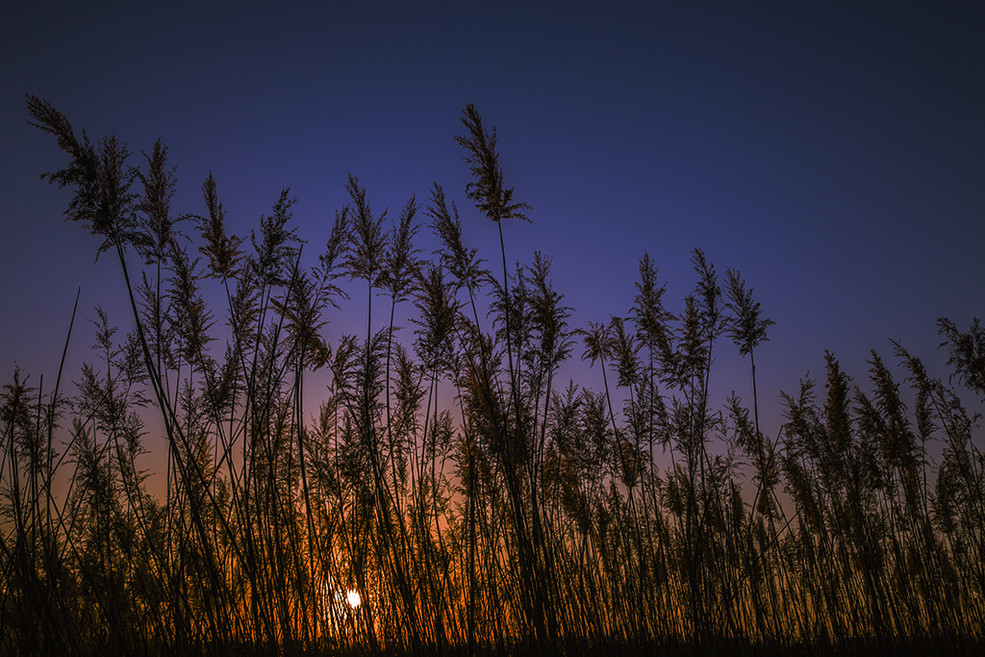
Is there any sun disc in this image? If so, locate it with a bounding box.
[346,589,361,608]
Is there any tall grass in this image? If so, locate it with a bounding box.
[2,96,984,656]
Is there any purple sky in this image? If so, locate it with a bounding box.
[2,1,984,445]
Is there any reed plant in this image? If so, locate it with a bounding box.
[1,96,983,656]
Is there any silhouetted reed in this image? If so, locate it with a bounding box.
[2,96,983,656]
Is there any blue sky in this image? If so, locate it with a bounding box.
[2,1,984,443]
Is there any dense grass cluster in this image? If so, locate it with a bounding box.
[2,98,984,656]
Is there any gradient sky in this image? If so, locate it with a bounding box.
[2,1,984,444]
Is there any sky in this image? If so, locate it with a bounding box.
[2,1,984,446]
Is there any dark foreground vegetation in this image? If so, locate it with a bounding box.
[2,97,984,656]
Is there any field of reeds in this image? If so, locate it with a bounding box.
[2,97,984,656]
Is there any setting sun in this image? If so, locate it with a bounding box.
[346,590,361,609]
